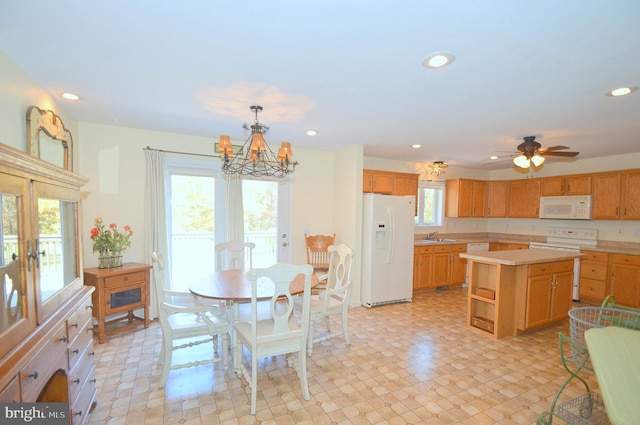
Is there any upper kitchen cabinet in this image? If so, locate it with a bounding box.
[621,170,640,220]
[507,179,541,218]
[540,175,591,196]
[486,181,509,217]
[363,169,394,194]
[591,172,622,219]
[445,179,486,217]
[362,169,419,199]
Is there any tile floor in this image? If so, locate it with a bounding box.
[87,287,601,425]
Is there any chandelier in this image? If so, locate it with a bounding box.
[427,161,448,176]
[216,105,298,178]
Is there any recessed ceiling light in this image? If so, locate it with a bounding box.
[422,52,455,69]
[306,130,318,136]
[606,86,638,97]
[61,92,80,100]
[489,155,499,160]
[412,144,421,149]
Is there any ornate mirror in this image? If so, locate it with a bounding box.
[26,106,73,170]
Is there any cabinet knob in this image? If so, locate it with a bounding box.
[28,371,39,380]
[75,411,83,417]
[73,378,80,384]
[59,335,67,343]
[72,349,79,355]
[86,304,93,310]
[71,322,79,328]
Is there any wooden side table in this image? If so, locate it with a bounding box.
[83,262,152,343]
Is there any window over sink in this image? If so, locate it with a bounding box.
[415,180,444,228]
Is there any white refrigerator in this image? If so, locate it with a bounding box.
[361,194,415,307]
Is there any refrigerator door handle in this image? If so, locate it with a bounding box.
[387,207,394,263]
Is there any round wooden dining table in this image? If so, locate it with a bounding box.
[189,269,318,372]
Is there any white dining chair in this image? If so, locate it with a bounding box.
[215,240,255,271]
[295,244,354,356]
[233,263,314,414]
[151,252,229,387]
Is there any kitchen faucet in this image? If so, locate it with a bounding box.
[426,231,439,240]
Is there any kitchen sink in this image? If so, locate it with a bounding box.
[422,238,457,243]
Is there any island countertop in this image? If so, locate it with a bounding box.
[460,248,585,266]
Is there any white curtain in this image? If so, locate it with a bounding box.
[225,173,245,243]
[144,149,169,318]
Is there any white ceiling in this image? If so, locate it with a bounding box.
[1,1,639,169]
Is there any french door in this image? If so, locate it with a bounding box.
[165,157,290,290]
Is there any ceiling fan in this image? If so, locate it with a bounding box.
[507,136,580,168]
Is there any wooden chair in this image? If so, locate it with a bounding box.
[215,240,255,271]
[295,244,354,356]
[151,252,229,387]
[233,263,314,414]
[304,234,335,274]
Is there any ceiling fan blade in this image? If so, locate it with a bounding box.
[539,145,571,152]
[543,151,580,157]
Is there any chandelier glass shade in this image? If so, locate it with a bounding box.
[216,105,297,178]
[427,161,448,176]
[513,154,545,168]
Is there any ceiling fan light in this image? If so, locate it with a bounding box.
[513,155,531,168]
[531,154,545,167]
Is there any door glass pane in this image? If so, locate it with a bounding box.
[1,194,24,332]
[38,198,77,302]
[243,180,277,268]
[170,175,215,290]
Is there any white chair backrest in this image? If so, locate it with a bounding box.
[246,263,313,343]
[326,244,354,296]
[215,240,255,271]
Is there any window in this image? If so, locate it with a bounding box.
[415,180,444,228]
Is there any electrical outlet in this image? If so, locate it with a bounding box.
[618,228,624,236]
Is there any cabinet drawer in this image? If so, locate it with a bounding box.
[611,254,640,267]
[582,250,608,262]
[580,261,608,281]
[19,323,68,401]
[451,244,467,253]
[68,318,94,371]
[104,271,145,287]
[529,263,553,277]
[554,260,575,274]
[68,299,94,343]
[0,376,20,402]
[433,245,451,253]
[415,246,434,254]
[579,278,607,300]
[71,369,97,425]
[69,344,95,404]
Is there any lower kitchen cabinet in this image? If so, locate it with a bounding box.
[579,250,609,304]
[432,244,466,288]
[413,246,433,290]
[609,253,640,308]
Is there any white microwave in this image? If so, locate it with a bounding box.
[539,195,592,220]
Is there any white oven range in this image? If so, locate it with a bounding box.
[529,227,598,301]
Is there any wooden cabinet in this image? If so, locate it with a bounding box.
[363,169,394,194]
[393,173,419,197]
[0,143,96,422]
[517,260,574,330]
[486,180,508,217]
[579,250,609,304]
[507,179,541,218]
[445,179,486,217]
[84,263,152,343]
[591,172,622,219]
[431,244,466,288]
[621,170,640,220]
[489,242,528,251]
[541,175,591,196]
[413,246,433,291]
[609,254,640,308]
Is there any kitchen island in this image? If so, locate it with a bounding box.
[460,249,585,339]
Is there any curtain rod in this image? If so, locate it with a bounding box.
[143,146,222,159]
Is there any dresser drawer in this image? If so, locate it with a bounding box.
[69,342,95,404]
[71,368,97,425]
[580,261,608,281]
[68,317,94,371]
[19,323,68,401]
[68,299,94,343]
[104,271,146,287]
